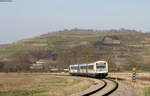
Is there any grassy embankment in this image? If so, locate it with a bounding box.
[0,73,94,96]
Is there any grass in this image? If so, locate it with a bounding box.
[144,87,150,96]
[0,88,46,96]
[0,73,94,96]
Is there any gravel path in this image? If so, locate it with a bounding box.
[110,80,138,96]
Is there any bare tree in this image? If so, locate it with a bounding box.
[10,53,31,72]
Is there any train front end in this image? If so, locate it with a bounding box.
[95,61,108,78]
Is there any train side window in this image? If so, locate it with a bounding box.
[72,67,74,70]
[81,66,86,69]
[75,66,78,70]
[83,66,86,69]
[88,65,93,69]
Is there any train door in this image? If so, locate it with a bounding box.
[78,64,80,73]
[86,63,88,76]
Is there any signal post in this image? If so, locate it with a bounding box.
[132,67,136,82]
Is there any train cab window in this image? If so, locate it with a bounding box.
[96,63,106,68]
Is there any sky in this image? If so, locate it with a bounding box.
[0,0,150,44]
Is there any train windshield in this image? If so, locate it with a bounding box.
[96,63,106,68]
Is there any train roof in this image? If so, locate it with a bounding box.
[80,61,107,64]
[69,61,107,66]
[69,64,79,66]
[95,61,107,63]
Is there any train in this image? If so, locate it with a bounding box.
[69,61,108,78]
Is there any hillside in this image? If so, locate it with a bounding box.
[0,29,150,72]
[0,29,145,58]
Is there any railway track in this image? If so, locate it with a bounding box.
[90,79,118,96]
[48,73,118,96]
[71,78,118,96]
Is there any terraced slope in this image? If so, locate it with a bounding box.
[0,29,147,59]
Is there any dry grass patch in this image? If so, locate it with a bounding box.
[0,73,94,96]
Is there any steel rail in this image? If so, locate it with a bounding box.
[47,73,118,96]
[89,78,118,96]
[101,79,119,96]
[82,79,107,96]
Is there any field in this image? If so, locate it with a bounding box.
[0,73,149,96]
[109,72,150,96]
[0,73,94,96]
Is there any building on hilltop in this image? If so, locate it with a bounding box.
[102,36,121,45]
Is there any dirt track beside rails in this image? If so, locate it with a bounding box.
[110,81,137,96]
[109,72,150,96]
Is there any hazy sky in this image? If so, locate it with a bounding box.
[0,0,150,44]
